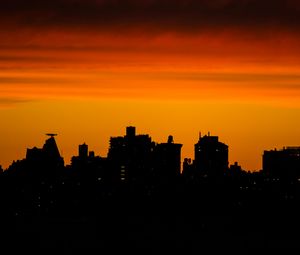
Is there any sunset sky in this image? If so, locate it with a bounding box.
[1,0,300,170]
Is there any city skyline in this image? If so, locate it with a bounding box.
[1,0,300,171]
[1,128,300,253]
[1,126,299,173]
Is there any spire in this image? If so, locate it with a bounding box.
[43,134,61,159]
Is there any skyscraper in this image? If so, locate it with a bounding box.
[108,127,153,183]
[153,135,182,182]
[194,133,228,177]
[79,143,88,159]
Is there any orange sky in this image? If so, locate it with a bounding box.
[1,0,300,170]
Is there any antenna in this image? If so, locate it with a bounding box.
[46,133,57,138]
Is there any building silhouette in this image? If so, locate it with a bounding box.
[194,133,228,177]
[26,134,64,169]
[107,126,154,183]
[263,147,300,179]
[107,127,183,185]
[79,143,88,159]
[182,158,194,179]
[71,143,92,168]
[229,162,242,175]
[153,135,182,183]
[71,143,107,182]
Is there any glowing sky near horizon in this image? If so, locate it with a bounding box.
[1,0,300,170]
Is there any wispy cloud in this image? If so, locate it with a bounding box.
[0,70,299,105]
[0,97,33,107]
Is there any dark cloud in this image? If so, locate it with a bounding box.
[0,55,60,62]
[0,76,59,84]
[1,0,300,32]
[153,72,300,84]
[0,97,32,106]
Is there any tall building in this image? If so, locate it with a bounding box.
[71,142,107,182]
[79,143,88,159]
[263,147,300,178]
[126,126,136,138]
[153,135,182,182]
[71,143,90,169]
[108,127,154,183]
[194,133,228,176]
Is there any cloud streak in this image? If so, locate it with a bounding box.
[1,70,300,102]
[0,97,33,108]
[0,0,299,106]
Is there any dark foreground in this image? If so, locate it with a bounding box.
[1,171,300,254]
